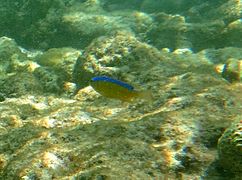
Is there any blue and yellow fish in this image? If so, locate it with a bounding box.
[90,76,152,102]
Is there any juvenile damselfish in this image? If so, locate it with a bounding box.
[90,76,152,102]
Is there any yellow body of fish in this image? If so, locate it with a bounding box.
[90,81,151,102]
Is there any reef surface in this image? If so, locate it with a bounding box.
[0,0,241,179]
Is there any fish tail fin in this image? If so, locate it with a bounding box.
[138,90,153,102]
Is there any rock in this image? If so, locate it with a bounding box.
[146,13,192,50]
[33,67,63,94]
[0,72,42,98]
[222,19,242,47]
[102,0,143,11]
[0,0,242,179]
[206,0,241,23]
[73,31,162,90]
[0,0,67,49]
[0,37,28,76]
[198,47,242,64]
[0,37,43,97]
[0,40,241,179]
[141,0,198,14]
[218,119,242,174]
[36,47,80,82]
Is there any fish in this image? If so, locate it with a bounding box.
[90,76,152,102]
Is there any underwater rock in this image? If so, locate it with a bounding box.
[33,47,80,94]
[36,47,80,81]
[207,0,241,24]
[146,13,193,50]
[102,0,143,11]
[222,19,242,47]
[148,13,226,51]
[0,37,28,76]
[141,0,199,14]
[186,0,241,24]
[0,1,242,179]
[33,67,64,94]
[0,37,44,97]
[0,44,242,179]
[0,72,43,98]
[0,0,240,51]
[62,12,127,39]
[73,31,162,89]
[218,119,242,174]
[145,0,241,51]
[62,0,137,48]
[0,0,68,49]
[0,36,80,96]
[198,47,242,64]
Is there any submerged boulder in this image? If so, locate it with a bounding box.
[218,119,242,175]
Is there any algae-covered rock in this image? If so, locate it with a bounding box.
[141,0,198,14]
[62,12,127,38]
[0,0,68,49]
[102,0,143,11]
[147,13,226,51]
[218,119,242,174]
[36,47,80,81]
[205,0,241,23]
[73,31,162,89]
[1,0,241,50]
[144,0,241,51]
[146,13,193,50]
[62,5,153,48]
[0,72,43,98]
[0,37,80,96]
[0,41,241,179]
[32,47,80,94]
[33,67,64,94]
[0,1,242,179]
[0,37,28,76]
[222,19,242,47]
[0,37,43,98]
[198,47,242,64]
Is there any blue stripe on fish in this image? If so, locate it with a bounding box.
[91,76,134,91]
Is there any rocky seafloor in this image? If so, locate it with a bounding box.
[0,0,241,179]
